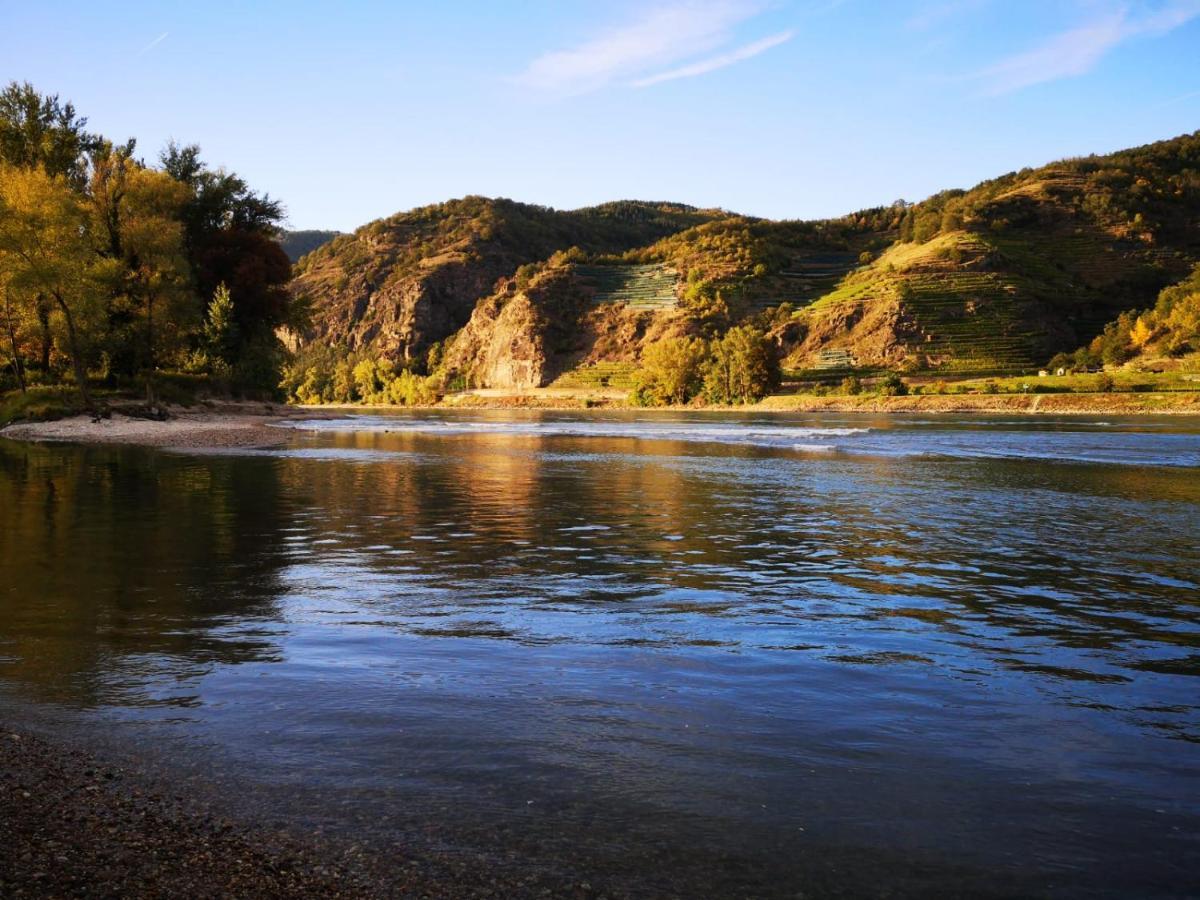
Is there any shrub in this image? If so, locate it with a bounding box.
[1096,373,1116,393]
[840,375,862,395]
[878,373,908,396]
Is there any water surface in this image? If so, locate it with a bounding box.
[2,411,1199,896]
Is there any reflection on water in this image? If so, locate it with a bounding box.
[1,411,1199,897]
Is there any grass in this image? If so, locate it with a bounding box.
[0,387,85,428]
[0,373,223,429]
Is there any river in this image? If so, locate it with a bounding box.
[1,411,1198,897]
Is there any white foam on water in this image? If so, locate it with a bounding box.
[279,417,869,450]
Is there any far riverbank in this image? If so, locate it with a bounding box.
[3,389,1199,450]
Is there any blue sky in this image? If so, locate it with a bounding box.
[3,1,1198,231]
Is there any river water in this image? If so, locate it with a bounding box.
[1,411,1198,896]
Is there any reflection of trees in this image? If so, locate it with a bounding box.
[0,440,291,707]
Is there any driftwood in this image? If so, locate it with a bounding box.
[122,404,170,422]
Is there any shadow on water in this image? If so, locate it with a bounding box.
[1,414,1199,897]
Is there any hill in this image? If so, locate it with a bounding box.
[1057,262,1200,374]
[783,131,1200,375]
[279,229,340,263]
[289,131,1200,393]
[287,197,723,363]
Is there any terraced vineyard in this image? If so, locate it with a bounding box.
[742,252,862,312]
[549,361,639,390]
[798,235,1042,374]
[774,253,861,302]
[575,264,679,309]
[901,270,1039,371]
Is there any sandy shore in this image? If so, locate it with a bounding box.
[0,402,330,449]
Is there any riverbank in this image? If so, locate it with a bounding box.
[0,401,331,449]
[438,388,1200,415]
[0,723,610,899]
[4,390,1200,450]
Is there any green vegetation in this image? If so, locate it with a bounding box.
[575,264,678,309]
[631,326,779,406]
[1051,264,1200,370]
[613,211,898,325]
[0,385,82,427]
[0,82,294,418]
[280,344,438,406]
[549,361,638,390]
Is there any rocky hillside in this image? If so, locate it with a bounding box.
[287,197,721,362]
[290,131,1200,387]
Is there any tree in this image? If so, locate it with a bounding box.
[632,335,708,405]
[161,143,290,390]
[0,163,102,409]
[0,81,99,187]
[202,283,239,377]
[87,148,193,378]
[1,272,28,392]
[703,326,780,405]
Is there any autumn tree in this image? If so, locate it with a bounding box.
[703,326,780,405]
[0,81,98,186]
[632,335,708,406]
[0,163,102,409]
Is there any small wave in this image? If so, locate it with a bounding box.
[280,417,868,450]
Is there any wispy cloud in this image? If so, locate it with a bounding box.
[514,2,788,94]
[137,31,169,56]
[631,30,795,87]
[1153,86,1200,106]
[976,1,1200,95]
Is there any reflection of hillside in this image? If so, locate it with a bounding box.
[0,441,291,707]
[273,428,708,573]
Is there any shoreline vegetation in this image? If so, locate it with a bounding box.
[2,80,1198,440]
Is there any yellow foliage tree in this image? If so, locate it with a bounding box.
[0,162,101,408]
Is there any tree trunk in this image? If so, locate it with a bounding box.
[3,289,27,393]
[52,291,94,413]
[36,297,51,372]
[146,291,155,372]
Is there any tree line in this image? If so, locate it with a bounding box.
[0,82,295,410]
[630,325,780,406]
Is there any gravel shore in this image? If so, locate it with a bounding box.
[0,725,612,899]
[0,727,377,898]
